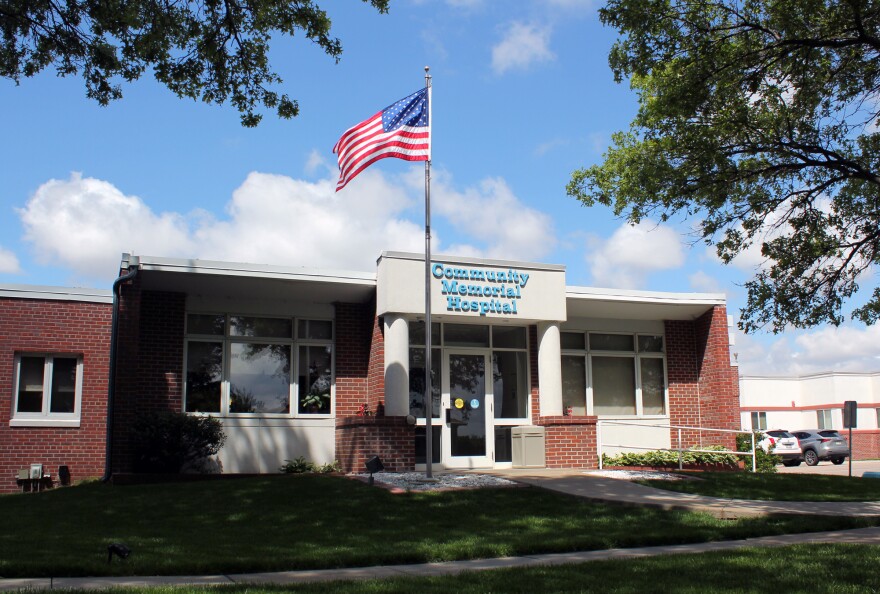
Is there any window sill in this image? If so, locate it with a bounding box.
[10,418,81,428]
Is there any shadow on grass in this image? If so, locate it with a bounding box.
[1,476,877,578]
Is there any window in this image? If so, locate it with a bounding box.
[12,354,82,426]
[184,313,333,416]
[817,409,833,430]
[750,411,767,431]
[560,332,666,417]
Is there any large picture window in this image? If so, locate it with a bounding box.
[184,313,333,416]
[560,332,666,417]
[12,354,82,426]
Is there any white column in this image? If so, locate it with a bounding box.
[537,321,563,417]
[383,314,409,416]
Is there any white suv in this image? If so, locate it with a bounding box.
[758,430,802,466]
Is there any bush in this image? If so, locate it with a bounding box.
[737,432,780,473]
[279,457,341,474]
[602,445,740,469]
[132,411,226,473]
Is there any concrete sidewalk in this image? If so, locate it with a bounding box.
[4,526,880,591]
[489,468,880,519]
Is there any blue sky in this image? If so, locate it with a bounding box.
[1,0,878,375]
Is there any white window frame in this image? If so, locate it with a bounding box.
[817,409,833,430]
[10,353,83,427]
[560,331,668,418]
[183,313,335,418]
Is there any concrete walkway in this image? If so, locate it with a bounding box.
[5,470,880,591]
[489,468,880,519]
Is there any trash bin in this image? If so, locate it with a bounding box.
[511,426,545,468]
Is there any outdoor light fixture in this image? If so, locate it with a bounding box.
[58,465,71,486]
[365,456,384,486]
[107,543,131,564]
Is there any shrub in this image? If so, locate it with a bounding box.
[132,411,226,473]
[737,432,780,473]
[279,457,341,474]
[602,445,740,469]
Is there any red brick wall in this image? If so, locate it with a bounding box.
[336,416,414,473]
[334,302,373,417]
[111,278,185,472]
[665,319,701,445]
[695,306,740,449]
[665,306,739,450]
[536,416,598,468]
[334,302,387,470]
[0,297,112,492]
[852,430,880,460]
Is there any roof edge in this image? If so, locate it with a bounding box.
[0,284,113,304]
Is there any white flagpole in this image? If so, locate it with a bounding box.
[423,66,434,479]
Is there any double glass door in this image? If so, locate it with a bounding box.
[442,351,493,468]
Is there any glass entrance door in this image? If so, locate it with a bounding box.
[443,351,493,468]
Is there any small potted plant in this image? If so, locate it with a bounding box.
[301,392,329,413]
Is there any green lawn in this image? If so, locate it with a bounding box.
[636,472,880,501]
[47,544,880,593]
[1,475,877,578]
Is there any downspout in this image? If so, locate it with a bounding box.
[102,260,139,483]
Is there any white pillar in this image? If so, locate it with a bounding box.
[537,322,563,417]
[383,314,409,416]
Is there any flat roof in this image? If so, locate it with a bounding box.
[0,284,113,304]
[123,254,377,304]
[565,285,726,321]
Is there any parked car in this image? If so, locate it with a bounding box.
[758,430,802,465]
[791,429,850,466]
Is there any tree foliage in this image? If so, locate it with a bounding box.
[0,0,389,126]
[568,0,880,333]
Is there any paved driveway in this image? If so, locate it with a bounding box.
[776,459,880,477]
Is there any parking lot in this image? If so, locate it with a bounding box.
[776,459,880,477]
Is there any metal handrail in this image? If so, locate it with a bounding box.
[597,419,757,473]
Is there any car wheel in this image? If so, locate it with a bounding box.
[804,449,820,466]
[782,460,801,467]
[832,457,846,465]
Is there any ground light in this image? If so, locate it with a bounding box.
[365,456,385,486]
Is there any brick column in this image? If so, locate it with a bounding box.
[536,416,598,468]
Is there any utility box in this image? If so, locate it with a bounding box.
[511,425,546,468]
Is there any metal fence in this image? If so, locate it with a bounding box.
[596,420,757,473]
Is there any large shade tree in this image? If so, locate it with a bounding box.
[0,0,389,126]
[568,0,880,333]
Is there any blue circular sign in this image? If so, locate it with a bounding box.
[470,398,480,409]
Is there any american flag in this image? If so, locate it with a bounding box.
[333,88,430,191]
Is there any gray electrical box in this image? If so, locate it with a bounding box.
[511,425,546,468]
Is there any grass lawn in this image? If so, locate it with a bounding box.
[48,544,880,593]
[1,475,879,578]
[636,472,880,501]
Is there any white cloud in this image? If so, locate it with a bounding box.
[195,170,424,270]
[420,172,557,261]
[491,22,555,75]
[17,167,553,284]
[689,270,725,294]
[735,324,880,376]
[0,245,21,274]
[19,172,196,280]
[586,221,686,288]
